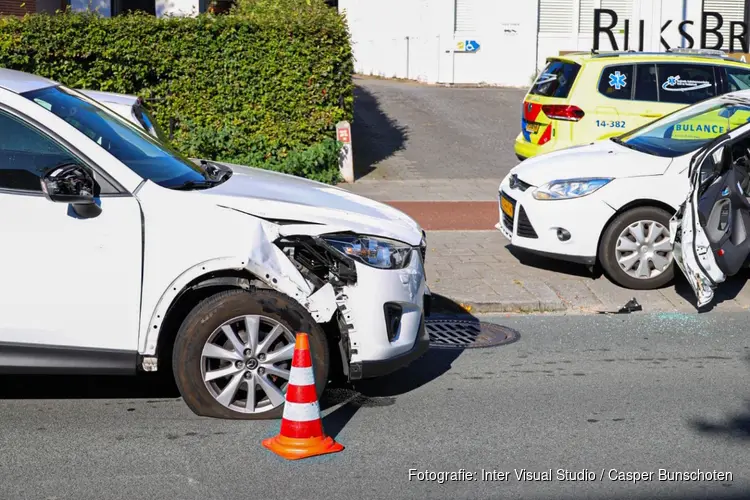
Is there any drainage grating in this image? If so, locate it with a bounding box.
[426,318,520,349]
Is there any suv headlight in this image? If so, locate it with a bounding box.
[322,234,413,269]
[532,178,612,200]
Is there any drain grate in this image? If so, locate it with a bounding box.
[426,318,520,349]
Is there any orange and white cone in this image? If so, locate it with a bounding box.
[262,332,344,460]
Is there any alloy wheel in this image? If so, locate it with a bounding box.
[200,315,296,414]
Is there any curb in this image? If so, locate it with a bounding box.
[442,298,567,314]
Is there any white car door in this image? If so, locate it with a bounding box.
[672,121,750,307]
[0,107,142,370]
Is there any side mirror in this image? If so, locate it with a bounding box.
[40,163,102,218]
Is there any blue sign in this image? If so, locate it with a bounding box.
[456,40,481,52]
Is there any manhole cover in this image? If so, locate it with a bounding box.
[426,318,520,349]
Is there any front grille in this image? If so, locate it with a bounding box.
[516,206,538,238]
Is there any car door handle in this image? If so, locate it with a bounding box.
[640,112,661,118]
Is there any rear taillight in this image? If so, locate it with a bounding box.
[542,105,585,122]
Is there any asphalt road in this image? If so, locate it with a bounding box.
[352,77,525,181]
[1,312,750,500]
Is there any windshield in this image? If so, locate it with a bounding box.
[21,86,208,189]
[617,98,750,158]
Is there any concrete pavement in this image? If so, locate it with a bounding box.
[2,312,749,499]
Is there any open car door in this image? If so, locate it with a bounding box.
[672,116,750,307]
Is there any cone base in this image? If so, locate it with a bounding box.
[262,434,344,460]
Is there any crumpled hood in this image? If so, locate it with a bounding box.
[197,162,424,246]
[511,140,673,187]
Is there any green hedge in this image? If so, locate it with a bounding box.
[0,6,353,183]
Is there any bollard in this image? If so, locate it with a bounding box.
[336,120,354,183]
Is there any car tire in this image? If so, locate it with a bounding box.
[598,206,675,290]
[172,288,329,420]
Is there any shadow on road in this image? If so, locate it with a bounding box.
[508,243,750,312]
[321,293,517,439]
[506,245,600,279]
[674,268,750,312]
[0,373,179,400]
[351,83,408,180]
[690,356,750,439]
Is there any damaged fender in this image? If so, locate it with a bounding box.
[140,218,337,357]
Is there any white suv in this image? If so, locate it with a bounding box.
[0,69,430,419]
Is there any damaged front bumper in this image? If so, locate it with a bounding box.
[337,251,429,380]
[274,231,429,380]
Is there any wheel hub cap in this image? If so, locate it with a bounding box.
[615,219,673,280]
[245,358,259,370]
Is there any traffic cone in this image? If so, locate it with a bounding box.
[262,332,344,460]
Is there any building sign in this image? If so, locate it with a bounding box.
[593,8,750,53]
[456,40,481,52]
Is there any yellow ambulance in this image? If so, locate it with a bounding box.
[516,49,750,160]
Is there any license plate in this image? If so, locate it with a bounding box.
[501,196,514,218]
[525,123,539,133]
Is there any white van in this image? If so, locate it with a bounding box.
[0,69,429,419]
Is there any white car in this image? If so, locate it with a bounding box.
[497,91,750,290]
[0,68,429,419]
[79,89,169,143]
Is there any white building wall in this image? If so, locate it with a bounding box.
[339,0,538,87]
[343,0,748,87]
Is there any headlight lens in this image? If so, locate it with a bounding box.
[532,178,612,200]
[322,234,413,269]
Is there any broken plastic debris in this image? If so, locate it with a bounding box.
[597,297,643,315]
[617,298,642,314]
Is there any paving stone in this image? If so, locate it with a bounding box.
[516,279,566,311]
[541,280,602,311]
[455,254,498,264]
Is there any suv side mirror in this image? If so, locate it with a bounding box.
[40,163,102,218]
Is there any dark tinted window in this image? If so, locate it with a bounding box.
[22,86,209,189]
[0,111,78,192]
[634,63,659,102]
[598,64,634,100]
[657,64,716,104]
[725,66,750,92]
[529,61,581,98]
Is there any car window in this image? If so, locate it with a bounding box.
[0,110,78,192]
[22,86,209,189]
[618,100,750,158]
[725,66,750,91]
[657,64,716,105]
[598,64,634,101]
[634,64,659,102]
[529,60,581,98]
